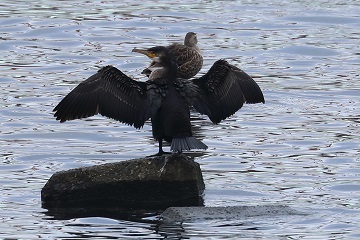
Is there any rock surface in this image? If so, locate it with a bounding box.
[41,153,204,209]
[161,205,305,223]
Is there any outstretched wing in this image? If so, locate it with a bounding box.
[53,65,148,129]
[192,60,265,124]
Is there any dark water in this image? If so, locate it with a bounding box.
[1,0,359,239]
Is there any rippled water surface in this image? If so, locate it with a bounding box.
[1,0,359,239]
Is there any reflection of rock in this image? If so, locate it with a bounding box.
[41,153,204,209]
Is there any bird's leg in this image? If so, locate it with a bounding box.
[149,138,170,157]
[158,138,173,155]
[158,139,165,155]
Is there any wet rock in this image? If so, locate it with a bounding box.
[161,205,305,223]
[41,153,204,209]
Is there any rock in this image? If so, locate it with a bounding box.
[161,205,305,223]
[41,153,204,209]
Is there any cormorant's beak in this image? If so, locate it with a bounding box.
[133,48,162,63]
[132,48,156,59]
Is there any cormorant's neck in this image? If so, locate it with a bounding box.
[161,55,178,80]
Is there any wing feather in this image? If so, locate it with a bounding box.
[53,65,148,129]
[192,60,264,124]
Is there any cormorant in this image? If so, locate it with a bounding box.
[53,46,265,155]
[133,32,203,79]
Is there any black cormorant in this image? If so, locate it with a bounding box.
[133,32,203,79]
[53,46,265,155]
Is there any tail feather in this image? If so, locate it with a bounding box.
[171,137,208,152]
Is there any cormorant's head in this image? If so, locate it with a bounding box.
[132,46,173,65]
[184,32,197,47]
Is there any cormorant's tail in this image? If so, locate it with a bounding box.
[170,137,208,152]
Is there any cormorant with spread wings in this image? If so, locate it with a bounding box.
[53,46,264,155]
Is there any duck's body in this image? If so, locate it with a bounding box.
[134,32,203,79]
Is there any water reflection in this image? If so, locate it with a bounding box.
[44,206,162,222]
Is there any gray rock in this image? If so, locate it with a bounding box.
[161,205,305,223]
[41,153,204,209]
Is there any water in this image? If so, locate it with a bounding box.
[1,0,359,239]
